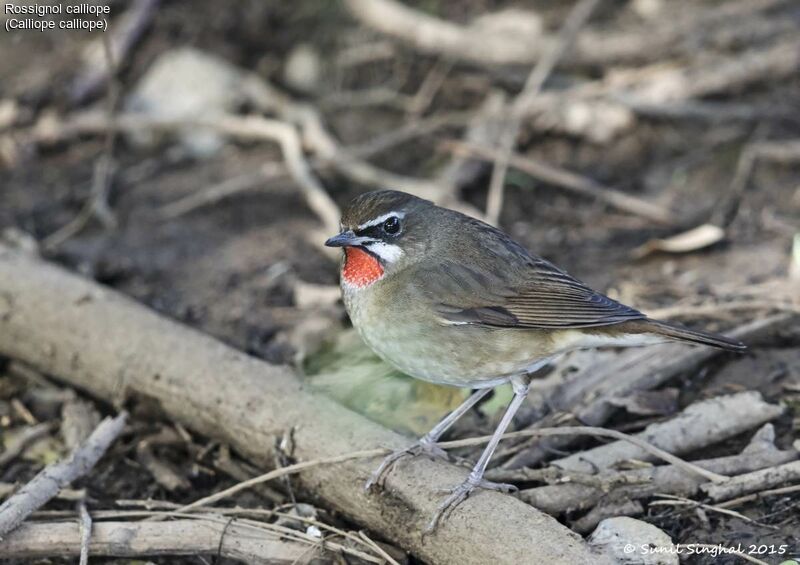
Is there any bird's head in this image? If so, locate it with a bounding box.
[325,190,437,288]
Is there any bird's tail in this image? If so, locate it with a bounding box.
[640,319,746,352]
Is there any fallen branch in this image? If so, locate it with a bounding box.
[0,412,127,537]
[485,0,600,224]
[549,392,783,474]
[509,425,798,516]
[0,423,55,468]
[447,140,676,224]
[26,111,341,236]
[702,460,800,502]
[503,313,795,468]
[343,0,546,66]
[0,519,325,563]
[0,246,611,564]
[344,0,791,68]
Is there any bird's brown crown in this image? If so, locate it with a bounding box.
[340,190,432,229]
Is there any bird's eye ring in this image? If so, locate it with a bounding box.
[382,216,400,235]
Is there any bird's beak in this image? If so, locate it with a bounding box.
[325,230,360,248]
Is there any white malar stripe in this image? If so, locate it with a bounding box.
[357,211,406,231]
[365,241,404,263]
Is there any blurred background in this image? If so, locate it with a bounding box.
[1,0,799,562]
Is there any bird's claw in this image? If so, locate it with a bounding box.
[425,475,517,534]
[365,438,447,491]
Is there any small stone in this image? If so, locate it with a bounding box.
[589,516,678,565]
[125,48,245,157]
[283,44,321,94]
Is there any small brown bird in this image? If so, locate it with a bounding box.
[325,190,744,531]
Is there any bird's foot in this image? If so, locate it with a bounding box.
[425,473,517,534]
[365,437,447,491]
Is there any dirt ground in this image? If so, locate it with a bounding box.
[1,1,799,564]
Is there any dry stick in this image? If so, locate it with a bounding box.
[213,115,341,236]
[358,531,402,565]
[503,313,793,469]
[549,392,783,475]
[486,0,601,225]
[649,494,766,527]
[172,425,724,517]
[77,501,91,565]
[25,509,386,563]
[449,140,676,224]
[243,76,486,217]
[42,33,121,251]
[343,0,546,67]
[508,424,798,517]
[0,423,55,468]
[157,167,279,220]
[702,460,800,502]
[158,111,471,220]
[0,519,327,563]
[0,412,128,537]
[69,0,159,104]
[345,0,789,68]
[645,298,800,321]
[30,504,393,563]
[717,484,800,509]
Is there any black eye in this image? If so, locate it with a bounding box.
[382,216,400,235]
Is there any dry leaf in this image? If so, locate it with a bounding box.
[633,224,725,258]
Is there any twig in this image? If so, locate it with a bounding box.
[42,33,121,251]
[69,0,160,104]
[343,0,546,66]
[407,59,452,118]
[448,140,676,224]
[649,493,769,527]
[170,448,387,515]
[702,460,800,502]
[443,426,727,483]
[214,116,341,236]
[0,412,128,537]
[717,484,800,509]
[136,437,190,492]
[345,0,791,68]
[547,392,782,476]
[358,531,401,565]
[0,423,55,468]
[0,519,331,563]
[644,298,800,321]
[157,111,472,220]
[170,424,724,518]
[503,314,793,469]
[486,0,601,224]
[29,111,344,235]
[77,501,91,565]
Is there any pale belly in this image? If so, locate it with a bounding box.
[343,282,573,387]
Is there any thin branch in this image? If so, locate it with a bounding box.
[0,412,128,537]
[77,501,91,565]
[0,423,55,468]
[170,424,724,517]
[447,140,676,224]
[486,0,601,224]
[0,518,334,563]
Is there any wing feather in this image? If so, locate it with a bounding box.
[424,218,644,330]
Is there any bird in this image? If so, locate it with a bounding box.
[325,189,745,531]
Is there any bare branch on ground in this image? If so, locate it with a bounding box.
[0,412,128,537]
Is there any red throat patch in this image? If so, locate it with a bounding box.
[342,247,384,288]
